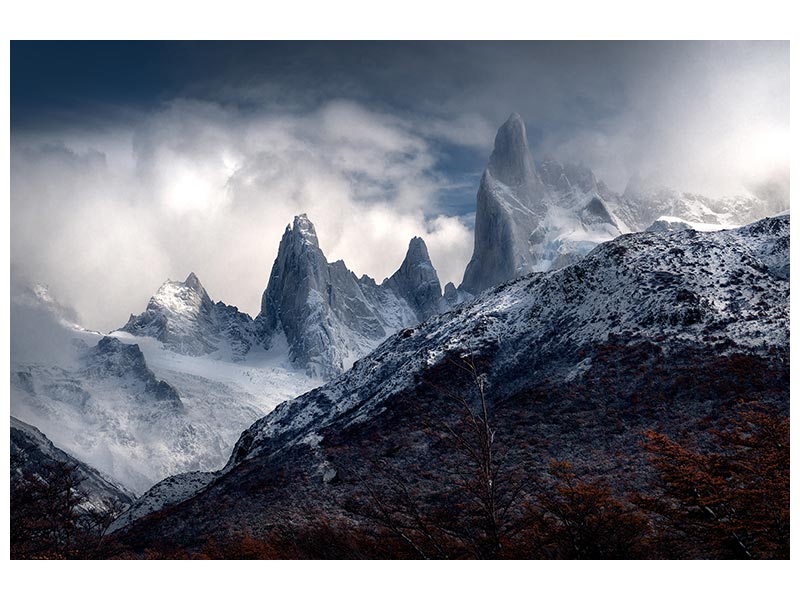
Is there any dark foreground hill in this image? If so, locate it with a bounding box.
[112,216,790,559]
[11,417,135,558]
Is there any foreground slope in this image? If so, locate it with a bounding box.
[114,216,788,550]
[11,417,134,512]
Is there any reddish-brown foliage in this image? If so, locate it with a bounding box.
[639,404,789,559]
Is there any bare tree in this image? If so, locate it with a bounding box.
[351,351,529,559]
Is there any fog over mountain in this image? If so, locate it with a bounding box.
[10,41,788,331]
[9,40,790,562]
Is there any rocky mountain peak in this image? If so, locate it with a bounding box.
[257,215,443,376]
[461,114,636,295]
[443,281,458,303]
[460,113,549,294]
[121,272,258,359]
[487,113,543,193]
[183,272,206,295]
[385,236,442,321]
[86,335,146,372]
[405,236,431,264]
[289,213,320,247]
[150,274,212,315]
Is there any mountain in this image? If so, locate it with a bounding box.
[10,214,452,491]
[120,273,259,361]
[459,114,788,295]
[384,236,443,321]
[10,217,450,493]
[461,114,624,294]
[118,217,450,379]
[255,214,444,377]
[12,333,201,493]
[111,215,789,551]
[10,284,317,494]
[11,416,135,512]
[618,175,773,232]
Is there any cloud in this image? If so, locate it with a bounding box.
[533,42,790,196]
[11,99,476,331]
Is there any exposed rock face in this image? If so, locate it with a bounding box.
[441,281,472,310]
[82,337,183,411]
[11,417,135,512]
[384,237,442,321]
[485,113,547,205]
[112,217,788,546]
[461,114,624,294]
[459,114,787,297]
[121,273,258,360]
[461,114,549,294]
[10,333,197,493]
[256,214,443,377]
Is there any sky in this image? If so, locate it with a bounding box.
[10,41,789,331]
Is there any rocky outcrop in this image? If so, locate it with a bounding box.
[460,114,624,295]
[256,214,443,377]
[120,273,258,360]
[460,113,549,294]
[384,237,442,321]
[82,337,183,411]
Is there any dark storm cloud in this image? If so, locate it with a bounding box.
[13,41,789,187]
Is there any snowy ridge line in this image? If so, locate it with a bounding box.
[227,214,789,468]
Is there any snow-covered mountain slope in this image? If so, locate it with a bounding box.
[120,273,260,361]
[459,114,788,295]
[107,471,214,534]
[113,216,788,545]
[10,286,318,494]
[231,215,789,466]
[256,214,447,377]
[11,416,135,512]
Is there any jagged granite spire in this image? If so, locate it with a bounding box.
[259,214,329,326]
[183,272,208,297]
[460,114,627,295]
[385,237,442,322]
[486,113,545,198]
[256,214,425,377]
[460,114,548,294]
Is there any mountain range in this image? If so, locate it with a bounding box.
[109,214,790,555]
[10,113,789,556]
